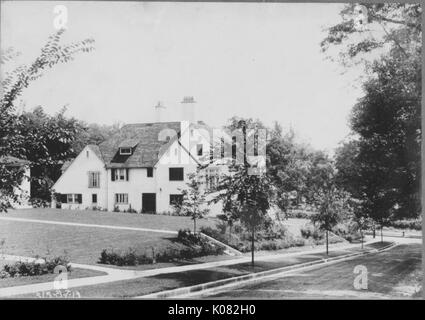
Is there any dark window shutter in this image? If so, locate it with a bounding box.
[60,194,67,203]
[77,194,82,204]
[111,169,115,181]
[126,168,129,181]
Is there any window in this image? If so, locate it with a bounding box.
[119,147,132,155]
[92,194,97,204]
[86,150,89,158]
[197,144,203,156]
[169,167,184,181]
[65,194,82,204]
[88,171,100,188]
[170,194,183,206]
[115,193,128,204]
[147,167,153,177]
[112,168,128,181]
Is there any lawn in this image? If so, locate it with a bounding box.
[4,208,218,231]
[0,209,218,265]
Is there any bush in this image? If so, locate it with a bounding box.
[1,256,71,278]
[98,230,224,266]
[30,198,50,208]
[201,222,306,253]
[386,219,422,231]
[300,224,323,241]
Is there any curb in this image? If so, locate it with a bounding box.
[139,241,396,299]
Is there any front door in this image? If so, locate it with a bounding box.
[142,193,156,213]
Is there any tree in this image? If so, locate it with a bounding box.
[321,3,421,68]
[173,172,209,234]
[212,119,274,266]
[307,158,347,255]
[324,3,421,230]
[0,29,94,210]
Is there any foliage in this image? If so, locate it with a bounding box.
[386,219,422,231]
[0,29,95,211]
[321,3,421,67]
[173,171,209,233]
[327,3,421,228]
[200,222,307,253]
[1,256,70,278]
[99,230,224,266]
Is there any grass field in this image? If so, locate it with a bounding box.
[0,209,218,265]
[4,208,218,231]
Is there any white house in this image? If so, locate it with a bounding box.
[51,118,226,213]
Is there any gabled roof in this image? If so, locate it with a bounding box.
[99,122,182,168]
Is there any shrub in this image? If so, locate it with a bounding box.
[300,224,323,240]
[386,219,422,231]
[1,256,70,278]
[98,230,224,266]
[30,198,50,208]
[113,206,120,212]
[201,222,306,253]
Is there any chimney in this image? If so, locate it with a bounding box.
[154,101,166,123]
[180,96,196,123]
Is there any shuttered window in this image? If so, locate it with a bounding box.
[63,194,82,204]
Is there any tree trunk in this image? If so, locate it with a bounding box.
[251,227,255,267]
[326,230,329,255]
[372,224,376,238]
[380,224,383,243]
[193,218,197,234]
[360,229,364,249]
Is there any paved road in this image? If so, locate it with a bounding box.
[196,242,422,299]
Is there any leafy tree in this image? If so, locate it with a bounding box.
[212,119,274,266]
[18,106,84,200]
[325,3,421,230]
[173,172,209,234]
[307,158,348,254]
[0,29,95,211]
[321,3,421,67]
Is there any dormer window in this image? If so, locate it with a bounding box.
[118,139,138,156]
[119,147,132,155]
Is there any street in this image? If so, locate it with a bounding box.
[195,239,422,299]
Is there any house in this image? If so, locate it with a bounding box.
[51,118,225,213]
[0,156,31,209]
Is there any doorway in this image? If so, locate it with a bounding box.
[142,193,156,213]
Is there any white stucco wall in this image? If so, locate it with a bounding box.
[52,146,107,210]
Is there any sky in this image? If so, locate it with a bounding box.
[1,1,365,152]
